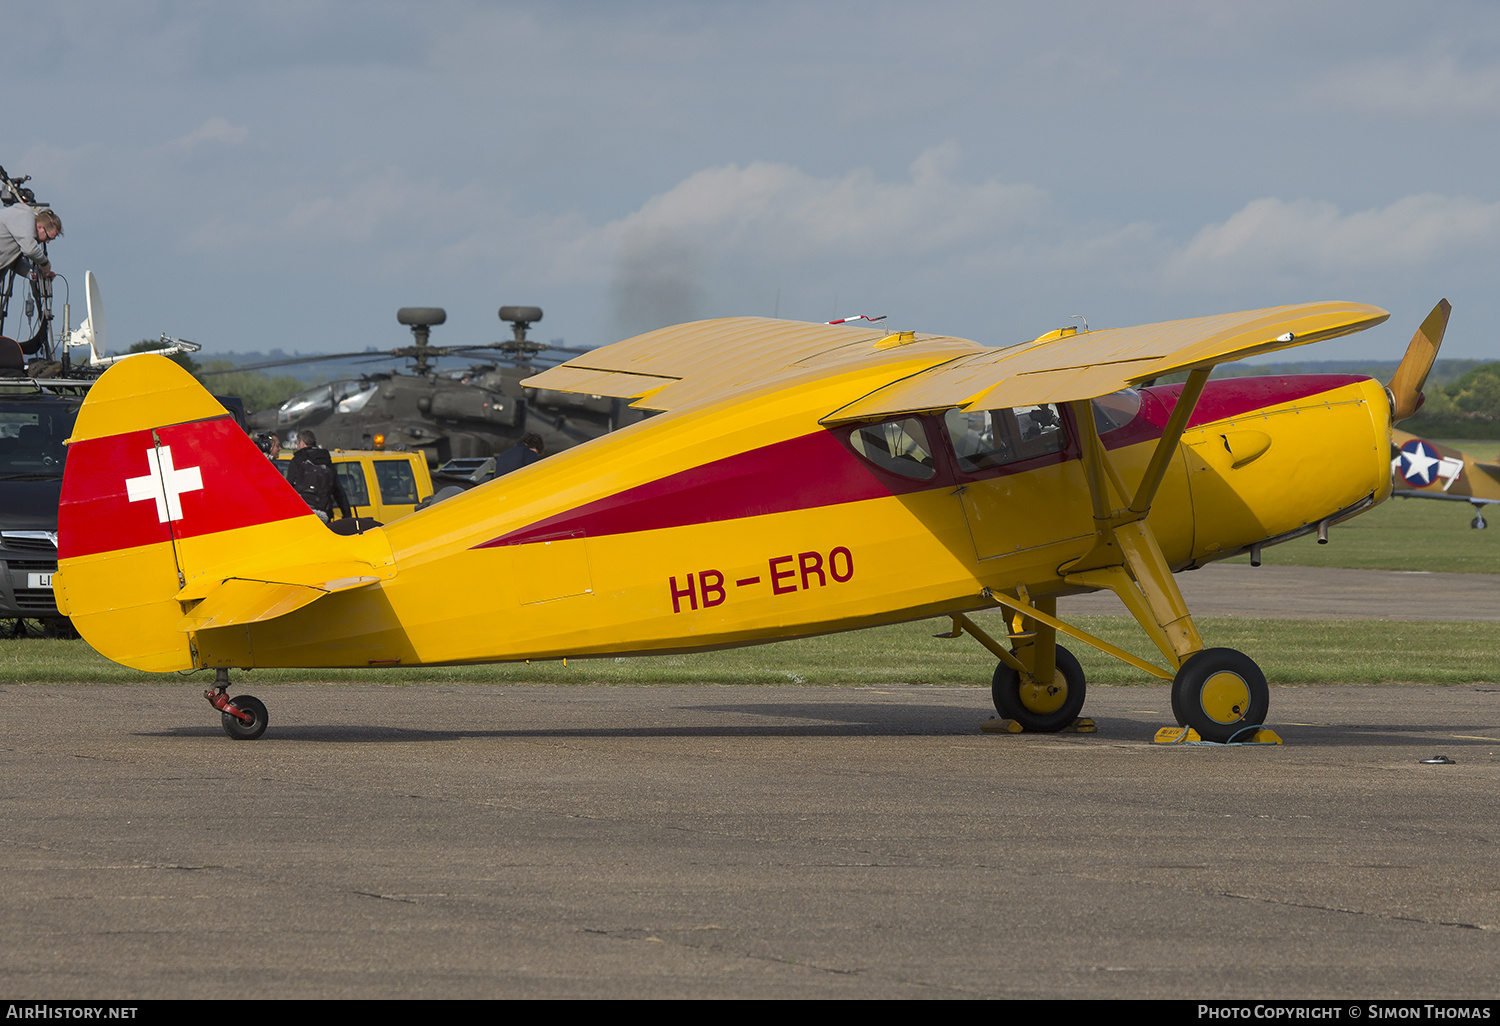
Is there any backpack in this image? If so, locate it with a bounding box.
[289,454,336,512]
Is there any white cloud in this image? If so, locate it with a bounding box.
[594,143,1048,262]
[550,144,1050,334]
[1319,55,1500,117]
[149,141,1500,345]
[169,116,250,151]
[1165,193,1500,287]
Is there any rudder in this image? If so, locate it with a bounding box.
[54,356,371,671]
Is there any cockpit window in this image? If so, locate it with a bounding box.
[849,418,937,480]
[337,384,379,415]
[278,380,370,425]
[945,404,1066,473]
[278,384,331,425]
[1090,388,1142,434]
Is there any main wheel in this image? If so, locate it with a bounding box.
[1170,648,1268,743]
[221,694,269,740]
[992,645,1086,732]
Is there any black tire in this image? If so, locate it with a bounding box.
[992,644,1086,732]
[1171,648,1268,743]
[222,694,269,741]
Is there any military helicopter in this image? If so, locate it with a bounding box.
[216,305,650,466]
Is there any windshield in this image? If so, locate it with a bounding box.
[1091,389,1142,433]
[0,400,79,477]
[849,418,937,480]
[279,379,369,425]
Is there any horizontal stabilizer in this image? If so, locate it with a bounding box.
[178,580,326,631]
[177,572,381,632]
[175,559,393,601]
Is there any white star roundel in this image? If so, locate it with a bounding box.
[1399,438,1442,487]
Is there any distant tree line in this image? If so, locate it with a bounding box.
[1404,362,1500,439]
[125,339,304,415]
[1157,359,1500,439]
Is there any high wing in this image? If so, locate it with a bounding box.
[526,303,1389,419]
[522,317,981,411]
[824,302,1388,422]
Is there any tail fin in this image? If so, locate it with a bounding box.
[55,356,393,671]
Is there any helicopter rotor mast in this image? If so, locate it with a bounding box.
[498,305,543,361]
[395,306,447,378]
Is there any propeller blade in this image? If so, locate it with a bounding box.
[1387,298,1451,422]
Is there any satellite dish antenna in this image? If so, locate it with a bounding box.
[62,271,200,369]
[66,270,107,365]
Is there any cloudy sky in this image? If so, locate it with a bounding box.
[9,1,1500,362]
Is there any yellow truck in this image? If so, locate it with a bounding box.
[276,449,433,524]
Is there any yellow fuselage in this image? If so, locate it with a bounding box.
[181,366,1390,670]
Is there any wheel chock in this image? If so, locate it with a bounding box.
[981,717,1096,734]
[1152,726,1283,745]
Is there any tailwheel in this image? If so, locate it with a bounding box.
[220,694,269,741]
[1170,648,1268,743]
[992,644,1086,732]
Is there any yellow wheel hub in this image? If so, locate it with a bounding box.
[1019,670,1068,715]
[1200,671,1251,724]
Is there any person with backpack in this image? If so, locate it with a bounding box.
[286,430,352,523]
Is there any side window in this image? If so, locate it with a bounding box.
[374,460,420,505]
[335,463,370,506]
[1090,389,1142,434]
[849,418,937,481]
[945,404,1065,473]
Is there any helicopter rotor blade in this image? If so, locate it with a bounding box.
[196,339,594,378]
[198,350,396,376]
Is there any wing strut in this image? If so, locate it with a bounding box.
[1058,368,1213,670]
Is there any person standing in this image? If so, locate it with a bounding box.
[286,430,352,523]
[491,433,544,476]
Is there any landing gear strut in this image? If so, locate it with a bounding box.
[205,668,268,740]
[992,643,1087,733]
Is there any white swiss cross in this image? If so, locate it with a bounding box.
[125,445,204,523]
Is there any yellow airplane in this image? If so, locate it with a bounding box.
[53,298,1449,743]
[1391,429,1500,528]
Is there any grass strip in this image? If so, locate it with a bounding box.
[1221,458,1500,574]
[3,614,1496,687]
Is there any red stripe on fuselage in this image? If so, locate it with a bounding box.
[476,374,1371,548]
[59,417,311,559]
[1130,374,1370,442]
[476,429,906,549]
